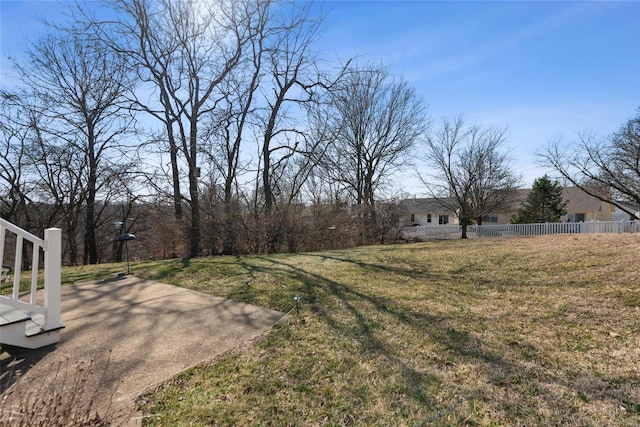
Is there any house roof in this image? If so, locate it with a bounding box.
[400,197,456,214]
[563,186,610,211]
[613,201,640,213]
[403,186,610,214]
[503,187,608,212]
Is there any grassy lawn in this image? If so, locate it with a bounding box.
[49,234,640,424]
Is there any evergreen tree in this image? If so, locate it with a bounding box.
[513,175,567,223]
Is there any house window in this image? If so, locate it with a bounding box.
[427,214,432,223]
[438,214,449,225]
[567,213,586,222]
[410,213,415,223]
[484,213,498,223]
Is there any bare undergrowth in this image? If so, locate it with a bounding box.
[0,355,132,426]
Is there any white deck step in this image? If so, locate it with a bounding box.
[0,306,64,349]
[0,303,31,325]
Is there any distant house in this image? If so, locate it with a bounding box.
[611,202,640,221]
[400,186,615,227]
[400,197,458,227]
[504,186,615,223]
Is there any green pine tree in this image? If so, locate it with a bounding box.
[513,175,567,223]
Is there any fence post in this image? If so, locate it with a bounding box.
[44,227,64,330]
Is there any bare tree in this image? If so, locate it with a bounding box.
[0,92,32,223]
[313,64,426,243]
[88,0,267,258]
[419,117,520,238]
[205,0,343,253]
[13,27,135,264]
[26,112,88,264]
[200,0,270,254]
[318,65,427,208]
[469,126,520,224]
[256,1,328,213]
[0,92,50,270]
[538,109,640,219]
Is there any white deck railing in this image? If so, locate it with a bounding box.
[0,218,63,331]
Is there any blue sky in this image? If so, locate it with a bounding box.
[1,0,639,192]
[320,1,640,190]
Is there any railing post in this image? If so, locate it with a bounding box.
[44,227,64,330]
[12,235,23,299]
[0,224,4,276]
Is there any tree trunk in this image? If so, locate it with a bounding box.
[222,203,236,255]
[188,119,200,258]
[82,121,99,265]
[189,194,200,258]
[262,147,273,211]
[161,110,183,222]
[262,98,280,212]
[84,175,98,264]
[84,204,97,264]
[170,137,183,221]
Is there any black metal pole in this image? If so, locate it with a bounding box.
[123,205,129,274]
[125,240,130,275]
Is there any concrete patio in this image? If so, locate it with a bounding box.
[1,275,285,424]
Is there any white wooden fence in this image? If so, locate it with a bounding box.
[401,221,640,241]
[401,225,464,240]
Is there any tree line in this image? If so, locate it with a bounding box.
[1,0,637,265]
[0,0,428,263]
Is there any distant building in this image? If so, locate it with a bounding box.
[401,197,457,227]
[611,202,640,222]
[400,186,615,227]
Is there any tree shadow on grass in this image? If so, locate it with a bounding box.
[241,256,488,418]
[234,253,639,424]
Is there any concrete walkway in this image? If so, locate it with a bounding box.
[1,276,285,423]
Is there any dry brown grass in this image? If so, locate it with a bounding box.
[71,234,640,425]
